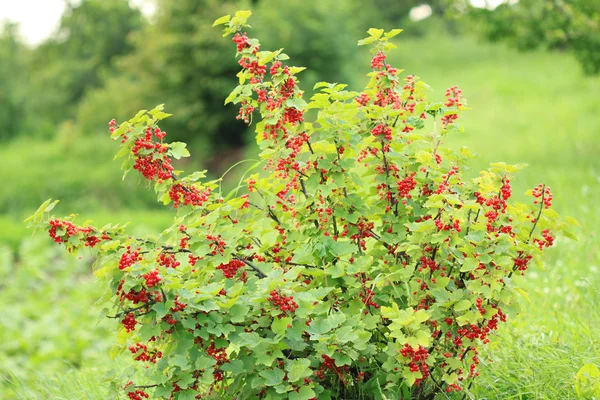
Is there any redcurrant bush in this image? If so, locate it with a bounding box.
[27,10,573,400]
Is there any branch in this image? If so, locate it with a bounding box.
[107,301,156,319]
[134,384,160,389]
[528,184,545,240]
[234,255,267,278]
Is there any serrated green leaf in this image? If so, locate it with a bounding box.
[259,368,285,386]
[170,142,190,159]
[286,359,312,383]
[367,28,384,39]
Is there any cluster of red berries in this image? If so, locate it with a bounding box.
[157,252,180,269]
[397,173,417,199]
[400,344,430,382]
[237,101,256,123]
[143,269,161,288]
[514,254,533,271]
[315,354,349,382]
[131,128,173,181]
[444,86,463,107]
[446,383,463,393]
[217,260,245,278]
[501,178,512,200]
[534,229,555,250]
[418,256,439,273]
[269,61,282,75]
[371,51,386,69]
[371,123,393,140]
[267,290,298,316]
[282,107,304,125]
[129,342,162,363]
[168,184,211,208]
[188,254,200,267]
[122,288,150,304]
[170,298,187,313]
[126,390,149,400]
[532,184,553,209]
[232,32,251,52]
[48,219,100,247]
[401,74,417,113]
[122,312,137,332]
[359,287,379,311]
[355,93,370,106]
[206,342,229,381]
[119,247,142,270]
[434,218,461,232]
[207,235,226,256]
[374,87,401,109]
[441,86,462,125]
[475,298,486,315]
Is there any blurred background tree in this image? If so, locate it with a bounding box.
[0,23,28,141]
[457,0,600,75]
[26,0,144,138]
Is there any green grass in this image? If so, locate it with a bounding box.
[3,369,116,400]
[2,31,600,399]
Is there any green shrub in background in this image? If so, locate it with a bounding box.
[461,0,600,75]
[0,237,111,384]
[0,23,29,141]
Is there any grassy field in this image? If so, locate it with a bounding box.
[2,31,599,399]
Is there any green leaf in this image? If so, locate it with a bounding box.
[272,317,292,337]
[357,37,376,46]
[235,10,252,20]
[286,359,312,382]
[385,29,403,39]
[259,368,285,386]
[221,360,246,374]
[298,386,316,400]
[230,304,250,323]
[454,300,471,312]
[330,241,355,257]
[289,66,306,75]
[213,15,231,27]
[170,142,190,159]
[225,85,244,105]
[170,354,190,370]
[575,363,600,398]
[335,325,358,344]
[460,258,479,272]
[367,28,384,39]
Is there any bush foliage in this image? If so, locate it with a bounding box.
[28,11,570,400]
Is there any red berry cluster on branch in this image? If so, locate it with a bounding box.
[143,269,161,288]
[216,260,246,278]
[268,290,298,316]
[157,252,180,269]
[400,344,430,384]
[121,312,137,332]
[533,184,553,208]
